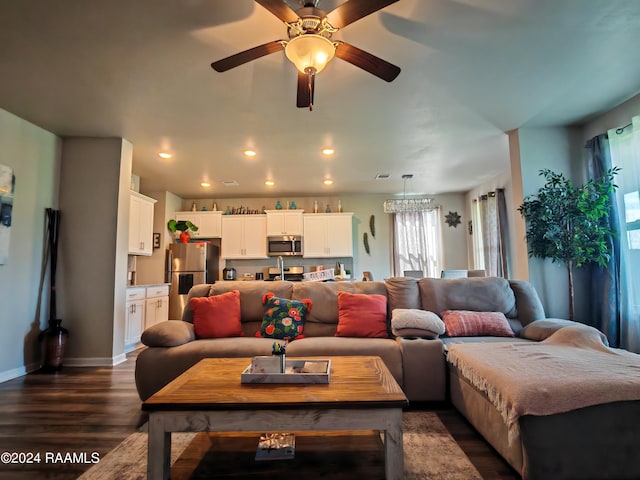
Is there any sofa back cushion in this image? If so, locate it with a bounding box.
[418,277,517,318]
[182,281,294,324]
[291,281,387,336]
[385,277,421,311]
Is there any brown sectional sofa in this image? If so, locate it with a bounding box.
[135,276,640,480]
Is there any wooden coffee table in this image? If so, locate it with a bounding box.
[142,355,408,480]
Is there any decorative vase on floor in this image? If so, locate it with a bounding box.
[42,319,69,371]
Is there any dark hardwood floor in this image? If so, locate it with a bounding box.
[0,349,520,479]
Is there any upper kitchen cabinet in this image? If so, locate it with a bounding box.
[265,210,303,236]
[303,213,353,258]
[221,215,267,259]
[128,191,157,256]
[174,211,222,238]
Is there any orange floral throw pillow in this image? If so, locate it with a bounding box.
[441,310,515,337]
[190,290,243,339]
[335,291,389,338]
[257,292,312,341]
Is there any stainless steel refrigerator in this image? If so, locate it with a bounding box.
[167,242,219,320]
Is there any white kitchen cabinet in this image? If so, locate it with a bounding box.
[221,215,267,258]
[144,285,169,329]
[174,211,222,238]
[265,210,303,236]
[125,287,146,348]
[128,192,156,256]
[303,213,353,258]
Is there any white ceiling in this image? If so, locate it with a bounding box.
[1,0,640,199]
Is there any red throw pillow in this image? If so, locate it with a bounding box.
[190,290,243,338]
[335,291,389,338]
[441,310,515,337]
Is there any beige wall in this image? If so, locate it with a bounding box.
[57,137,132,365]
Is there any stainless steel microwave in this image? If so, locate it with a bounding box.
[268,235,303,256]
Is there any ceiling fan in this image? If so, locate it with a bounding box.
[211,0,401,110]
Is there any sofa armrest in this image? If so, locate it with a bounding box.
[519,318,575,341]
[141,320,196,347]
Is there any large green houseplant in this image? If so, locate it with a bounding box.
[518,168,618,321]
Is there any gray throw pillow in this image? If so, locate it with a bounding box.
[391,309,445,338]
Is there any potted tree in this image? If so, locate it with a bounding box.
[167,219,199,243]
[518,168,618,320]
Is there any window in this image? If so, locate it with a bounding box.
[392,208,442,278]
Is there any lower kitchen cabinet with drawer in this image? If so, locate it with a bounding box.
[125,284,170,352]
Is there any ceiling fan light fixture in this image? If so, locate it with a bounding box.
[285,34,335,74]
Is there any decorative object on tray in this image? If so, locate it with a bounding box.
[445,211,461,227]
[272,341,286,373]
[255,433,295,461]
[241,357,331,384]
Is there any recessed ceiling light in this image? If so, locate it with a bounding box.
[158,152,172,159]
[323,179,333,186]
[322,148,335,156]
[244,149,257,157]
[200,182,211,187]
[264,180,275,187]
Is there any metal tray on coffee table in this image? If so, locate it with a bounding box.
[241,358,331,384]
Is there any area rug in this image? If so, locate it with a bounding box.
[78,411,482,479]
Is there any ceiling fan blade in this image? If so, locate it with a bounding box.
[334,42,401,82]
[211,41,284,72]
[254,0,300,24]
[326,0,399,29]
[296,71,315,110]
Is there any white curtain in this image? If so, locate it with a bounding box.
[476,190,510,277]
[479,193,500,276]
[607,115,640,352]
[392,208,442,278]
[471,199,485,270]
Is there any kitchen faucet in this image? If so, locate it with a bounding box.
[276,256,284,280]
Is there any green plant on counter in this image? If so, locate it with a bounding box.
[167,219,199,233]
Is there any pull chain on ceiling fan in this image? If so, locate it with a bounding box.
[211,0,402,110]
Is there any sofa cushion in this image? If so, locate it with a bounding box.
[190,290,243,338]
[258,292,312,341]
[519,318,580,341]
[182,281,294,324]
[291,281,387,325]
[441,310,515,337]
[419,277,517,318]
[335,291,388,338]
[141,320,196,347]
[391,309,445,338]
[386,277,421,311]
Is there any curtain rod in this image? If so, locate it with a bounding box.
[616,122,632,134]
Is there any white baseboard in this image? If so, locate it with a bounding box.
[0,361,41,383]
[63,354,127,367]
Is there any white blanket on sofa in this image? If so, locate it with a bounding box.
[447,324,640,442]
